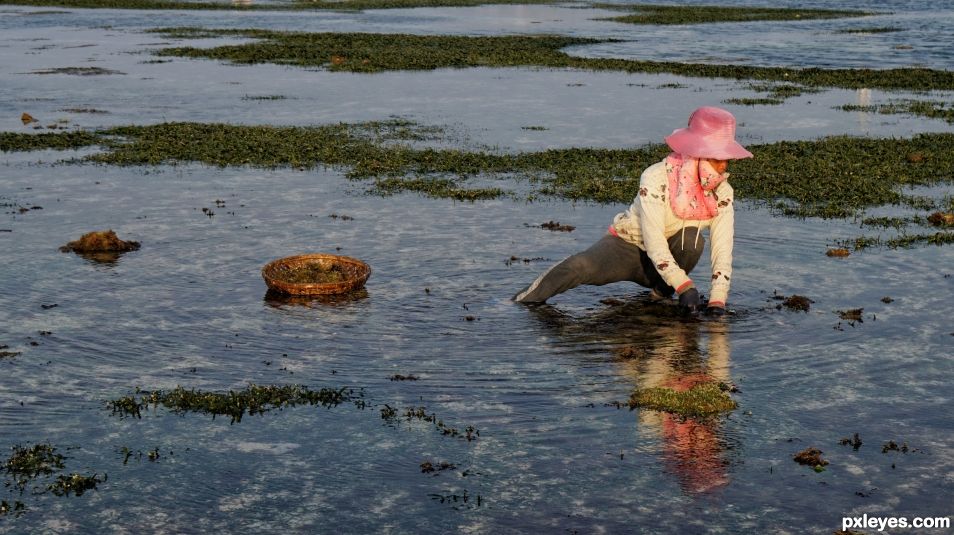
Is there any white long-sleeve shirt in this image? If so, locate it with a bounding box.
[610,160,734,305]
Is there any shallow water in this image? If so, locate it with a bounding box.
[2,0,954,533]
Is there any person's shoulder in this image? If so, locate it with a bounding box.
[640,160,667,185]
[716,178,734,197]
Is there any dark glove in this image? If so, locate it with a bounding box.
[677,287,701,314]
[705,304,726,317]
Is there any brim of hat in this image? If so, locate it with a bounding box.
[665,129,753,160]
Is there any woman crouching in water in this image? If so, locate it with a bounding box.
[513,106,752,315]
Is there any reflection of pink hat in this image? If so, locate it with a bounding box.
[665,107,753,160]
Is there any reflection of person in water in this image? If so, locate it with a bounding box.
[526,303,733,495]
[514,106,752,315]
[618,320,732,495]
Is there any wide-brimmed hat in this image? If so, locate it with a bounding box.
[664,106,753,160]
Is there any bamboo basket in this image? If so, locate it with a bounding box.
[261,253,371,296]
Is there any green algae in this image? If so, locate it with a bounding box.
[0,130,99,152]
[628,381,737,418]
[3,443,103,515]
[0,0,558,10]
[9,121,954,231]
[369,177,505,201]
[149,28,954,92]
[593,4,869,26]
[108,384,356,423]
[726,82,820,106]
[47,473,104,497]
[4,444,65,482]
[840,100,954,124]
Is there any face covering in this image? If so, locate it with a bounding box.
[665,153,728,220]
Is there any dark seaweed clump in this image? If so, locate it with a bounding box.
[148,28,954,92]
[60,230,140,254]
[793,447,828,472]
[773,292,813,312]
[108,384,357,423]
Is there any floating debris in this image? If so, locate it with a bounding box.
[420,460,455,474]
[837,308,864,322]
[628,381,737,418]
[927,212,954,227]
[505,256,546,266]
[839,433,863,450]
[826,248,851,257]
[881,296,894,303]
[773,292,813,312]
[20,112,37,125]
[539,220,575,232]
[793,447,828,471]
[881,440,909,453]
[389,374,418,381]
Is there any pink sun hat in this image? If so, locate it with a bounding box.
[664,106,753,160]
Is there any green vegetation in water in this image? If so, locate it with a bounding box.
[46,473,104,497]
[839,231,954,250]
[0,0,558,11]
[628,381,737,418]
[4,444,65,482]
[840,100,954,123]
[838,26,903,34]
[861,216,912,229]
[9,120,954,235]
[0,130,98,152]
[725,82,820,106]
[389,406,479,441]
[0,499,27,517]
[370,177,504,201]
[592,3,870,25]
[723,97,785,106]
[31,66,124,76]
[108,384,357,423]
[0,350,21,359]
[3,443,103,515]
[148,28,954,92]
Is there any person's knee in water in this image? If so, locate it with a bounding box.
[513,106,753,314]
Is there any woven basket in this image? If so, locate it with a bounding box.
[262,253,371,296]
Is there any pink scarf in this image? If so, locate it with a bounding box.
[665,153,727,220]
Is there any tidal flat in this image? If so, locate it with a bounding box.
[2,1,954,533]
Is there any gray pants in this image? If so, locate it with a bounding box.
[513,228,704,303]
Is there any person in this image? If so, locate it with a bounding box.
[513,106,752,314]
